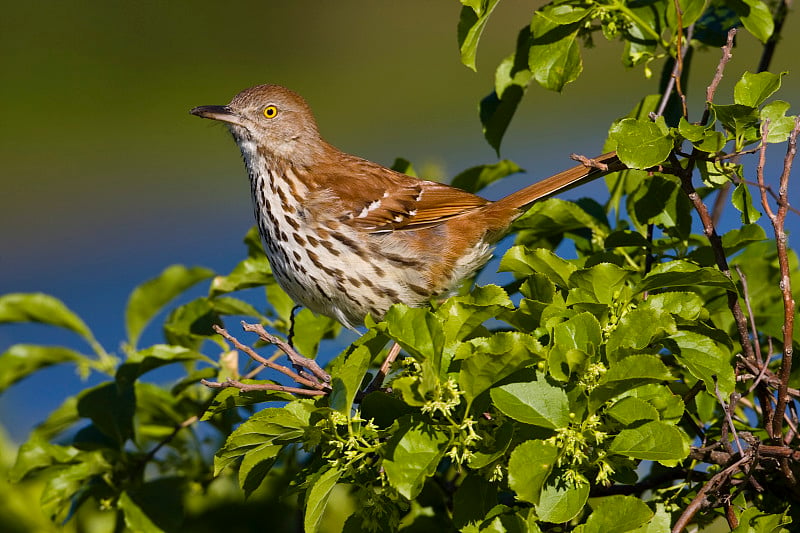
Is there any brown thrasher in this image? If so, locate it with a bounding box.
[191,85,622,329]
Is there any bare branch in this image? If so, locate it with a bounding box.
[702,28,737,125]
[241,321,332,384]
[201,378,328,396]
[212,324,329,391]
[672,454,751,533]
[768,117,800,438]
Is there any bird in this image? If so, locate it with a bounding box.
[191,84,622,330]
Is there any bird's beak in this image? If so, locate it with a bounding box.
[190,105,246,127]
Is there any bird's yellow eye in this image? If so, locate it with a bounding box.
[263,105,278,119]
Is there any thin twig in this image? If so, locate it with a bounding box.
[759,117,800,438]
[672,152,757,365]
[735,265,764,365]
[672,454,751,533]
[569,153,613,171]
[212,324,328,390]
[715,377,745,457]
[241,321,331,383]
[201,377,328,396]
[702,28,737,126]
[365,342,402,394]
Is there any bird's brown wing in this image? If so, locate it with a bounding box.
[309,152,489,233]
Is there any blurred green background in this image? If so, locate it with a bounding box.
[2,1,799,442]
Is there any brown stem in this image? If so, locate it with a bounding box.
[735,265,764,365]
[201,378,328,396]
[672,454,750,533]
[212,324,329,390]
[241,321,331,384]
[702,28,736,126]
[674,154,756,365]
[758,118,800,439]
[365,342,402,394]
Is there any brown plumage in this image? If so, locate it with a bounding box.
[191,84,623,329]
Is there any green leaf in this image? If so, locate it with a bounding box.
[439,284,514,350]
[513,199,607,242]
[162,298,221,349]
[609,421,689,464]
[451,160,524,194]
[290,309,339,358]
[507,440,559,504]
[452,474,500,529]
[536,477,590,523]
[459,333,542,402]
[209,256,272,296]
[457,0,501,71]
[582,495,653,533]
[329,344,372,415]
[10,436,80,482]
[390,157,417,176]
[624,384,685,423]
[669,329,735,396]
[678,117,726,153]
[0,293,95,343]
[31,396,81,441]
[731,182,762,224]
[119,479,185,533]
[760,100,798,143]
[209,296,264,319]
[0,344,90,393]
[734,71,782,108]
[304,467,344,533]
[215,406,306,474]
[383,415,449,499]
[117,344,212,385]
[666,0,709,27]
[491,370,570,429]
[201,386,294,421]
[591,354,674,409]
[567,263,631,306]
[628,175,692,239]
[712,104,761,150]
[500,246,576,287]
[481,26,533,153]
[119,491,166,533]
[606,396,661,425]
[40,452,110,522]
[548,312,602,380]
[606,308,677,358]
[469,421,514,469]
[634,264,737,294]
[126,264,214,348]
[604,354,674,383]
[529,13,583,92]
[380,305,444,369]
[76,381,135,446]
[641,291,706,322]
[729,0,774,43]
[480,87,525,155]
[608,117,672,169]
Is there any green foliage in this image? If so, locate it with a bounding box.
[2,0,799,531]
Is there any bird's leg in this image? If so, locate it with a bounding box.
[287,305,302,349]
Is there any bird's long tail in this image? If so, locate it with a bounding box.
[495,151,625,211]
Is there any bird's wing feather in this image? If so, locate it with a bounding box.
[308,152,489,233]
